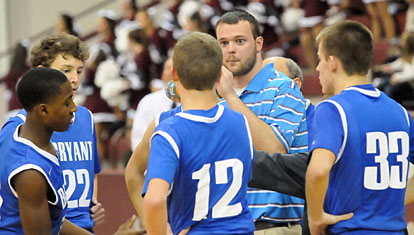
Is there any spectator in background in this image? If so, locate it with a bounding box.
[363,0,395,40]
[55,13,79,37]
[84,10,119,165]
[126,28,152,110]
[1,41,30,117]
[130,57,174,151]
[119,0,137,22]
[135,9,167,80]
[406,0,414,32]
[296,0,328,69]
[375,31,414,105]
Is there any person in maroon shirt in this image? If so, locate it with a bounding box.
[1,42,30,116]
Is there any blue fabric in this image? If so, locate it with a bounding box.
[309,84,414,234]
[143,105,255,235]
[0,106,101,229]
[220,63,307,222]
[0,125,66,234]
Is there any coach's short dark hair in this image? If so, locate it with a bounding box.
[173,32,222,90]
[17,67,68,111]
[216,9,261,39]
[30,34,89,67]
[316,20,373,76]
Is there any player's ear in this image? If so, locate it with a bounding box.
[172,66,179,82]
[35,103,49,116]
[329,55,338,72]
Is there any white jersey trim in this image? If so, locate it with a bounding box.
[16,113,26,122]
[176,105,224,123]
[87,108,94,135]
[344,87,381,97]
[13,125,60,166]
[152,130,180,159]
[323,100,348,164]
[8,164,59,205]
[403,108,411,128]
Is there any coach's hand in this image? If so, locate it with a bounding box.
[309,211,353,235]
[216,66,236,100]
[90,197,105,226]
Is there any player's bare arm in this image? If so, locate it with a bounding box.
[406,175,414,205]
[143,178,169,235]
[125,119,156,226]
[216,66,287,154]
[306,148,353,234]
[14,170,53,235]
[60,219,93,235]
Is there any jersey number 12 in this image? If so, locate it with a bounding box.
[192,159,243,221]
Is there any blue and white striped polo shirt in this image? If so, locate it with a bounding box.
[220,63,307,223]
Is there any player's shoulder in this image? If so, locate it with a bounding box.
[75,105,92,117]
[158,105,182,125]
[73,105,94,124]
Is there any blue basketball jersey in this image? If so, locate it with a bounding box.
[0,125,67,234]
[309,84,414,234]
[0,106,101,229]
[143,105,255,235]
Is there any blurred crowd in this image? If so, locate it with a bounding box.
[2,0,414,168]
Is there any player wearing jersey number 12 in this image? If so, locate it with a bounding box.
[142,32,255,235]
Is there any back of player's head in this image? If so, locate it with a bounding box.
[17,67,68,111]
[173,32,222,90]
[216,9,261,39]
[30,34,89,67]
[316,20,373,76]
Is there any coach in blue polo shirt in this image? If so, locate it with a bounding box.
[216,9,307,234]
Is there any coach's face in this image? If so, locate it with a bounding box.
[316,42,334,96]
[216,21,262,77]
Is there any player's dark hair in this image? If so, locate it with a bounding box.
[173,32,222,90]
[30,34,89,67]
[17,67,68,111]
[216,9,261,39]
[316,20,373,76]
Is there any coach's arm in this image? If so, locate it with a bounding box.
[249,151,308,199]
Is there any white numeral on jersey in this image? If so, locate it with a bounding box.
[192,159,243,221]
[63,169,91,208]
[0,184,3,211]
[364,131,409,190]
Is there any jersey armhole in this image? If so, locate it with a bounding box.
[8,164,59,205]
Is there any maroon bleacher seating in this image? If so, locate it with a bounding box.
[94,170,137,235]
[302,72,322,97]
[373,40,391,65]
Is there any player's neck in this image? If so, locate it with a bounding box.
[335,74,369,95]
[19,117,54,152]
[233,56,263,89]
[180,89,219,111]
